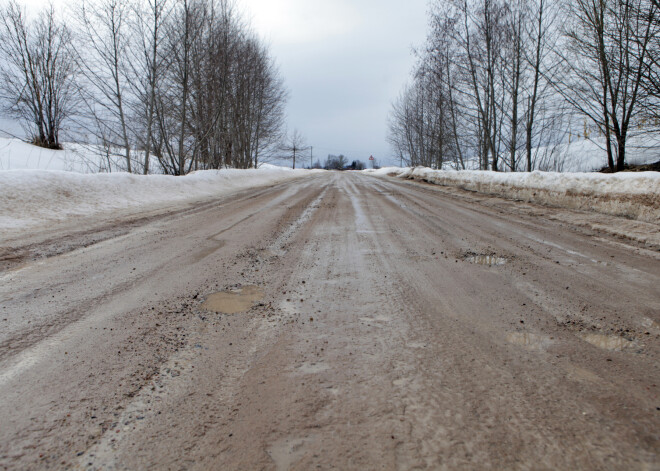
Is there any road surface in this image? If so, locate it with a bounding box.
[1,172,659,469]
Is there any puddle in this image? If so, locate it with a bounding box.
[579,333,637,352]
[507,332,553,350]
[467,255,507,266]
[202,286,264,314]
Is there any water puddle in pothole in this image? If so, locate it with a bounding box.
[202,286,264,314]
[579,333,637,352]
[507,332,553,350]
[467,255,507,266]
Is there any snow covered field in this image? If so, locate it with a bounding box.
[539,134,660,172]
[0,138,130,173]
[0,137,323,238]
[0,166,320,237]
[368,167,660,224]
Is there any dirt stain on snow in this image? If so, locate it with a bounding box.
[202,285,264,314]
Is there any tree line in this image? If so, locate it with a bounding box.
[389,0,660,172]
[0,0,287,174]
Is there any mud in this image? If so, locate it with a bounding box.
[202,286,264,314]
[1,172,659,470]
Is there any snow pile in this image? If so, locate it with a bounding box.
[1,167,318,236]
[367,167,660,223]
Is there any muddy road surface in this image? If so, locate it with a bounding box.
[1,172,659,470]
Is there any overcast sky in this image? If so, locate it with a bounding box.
[242,0,429,166]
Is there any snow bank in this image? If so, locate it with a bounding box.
[367,167,660,224]
[0,167,318,235]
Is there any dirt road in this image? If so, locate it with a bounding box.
[1,172,659,469]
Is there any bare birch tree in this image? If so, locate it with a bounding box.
[0,1,77,149]
[130,0,170,174]
[558,0,658,171]
[75,0,135,172]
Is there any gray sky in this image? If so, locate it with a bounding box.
[242,0,429,166]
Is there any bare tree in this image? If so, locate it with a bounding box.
[633,0,660,131]
[152,0,206,175]
[149,0,287,174]
[281,129,308,169]
[130,0,171,174]
[21,0,288,176]
[0,1,77,149]
[558,0,659,171]
[325,154,348,170]
[75,0,135,172]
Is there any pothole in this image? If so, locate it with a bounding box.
[202,285,264,314]
[579,333,638,352]
[465,253,507,266]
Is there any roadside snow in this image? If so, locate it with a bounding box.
[367,167,660,224]
[1,167,319,237]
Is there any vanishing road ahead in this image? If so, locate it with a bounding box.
[1,172,659,469]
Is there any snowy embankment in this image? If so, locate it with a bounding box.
[367,167,660,224]
[1,166,317,237]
